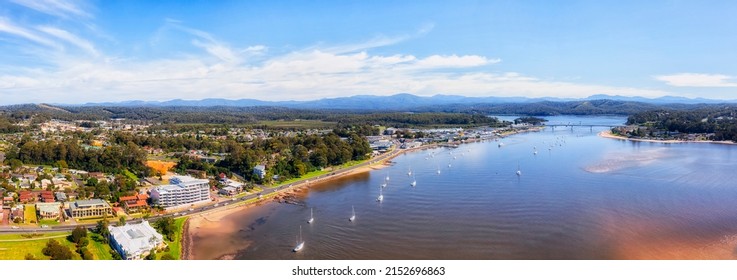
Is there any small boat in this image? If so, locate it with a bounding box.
[516,162,522,176]
[436,166,441,174]
[498,142,503,147]
[349,206,356,222]
[293,226,304,252]
[448,163,452,168]
[377,188,384,202]
[410,176,417,187]
[407,167,412,176]
[385,174,390,181]
[307,208,314,224]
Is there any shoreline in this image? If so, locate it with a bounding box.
[182,127,541,259]
[598,130,737,145]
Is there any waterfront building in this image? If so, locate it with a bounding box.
[150,175,210,208]
[253,165,266,179]
[36,202,62,220]
[69,199,113,219]
[108,221,165,260]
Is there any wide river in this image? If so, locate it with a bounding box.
[192,116,737,260]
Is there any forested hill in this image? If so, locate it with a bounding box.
[0,100,732,126]
[626,106,737,141]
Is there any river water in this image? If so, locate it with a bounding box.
[192,116,737,260]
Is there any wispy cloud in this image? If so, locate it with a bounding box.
[0,17,61,49]
[655,73,737,87]
[37,26,99,57]
[9,0,92,19]
[324,23,436,54]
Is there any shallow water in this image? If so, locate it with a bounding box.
[192,116,737,260]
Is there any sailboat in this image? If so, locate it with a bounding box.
[516,162,522,176]
[349,206,356,222]
[377,188,384,202]
[307,208,314,224]
[293,226,304,252]
[436,165,441,174]
[407,167,412,176]
[385,174,390,181]
[410,175,417,187]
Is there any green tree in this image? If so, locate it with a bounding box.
[70,226,87,244]
[119,216,126,226]
[160,254,175,260]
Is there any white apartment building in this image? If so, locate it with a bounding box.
[150,175,210,208]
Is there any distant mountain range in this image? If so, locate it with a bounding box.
[71,93,736,110]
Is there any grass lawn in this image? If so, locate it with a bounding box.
[0,232,78,260]
[38,219,60,226]
[122,169,139,181]
[156,216,187,260]
[270,158,370,188]
[88,233,113,260]
[23,204,37,224]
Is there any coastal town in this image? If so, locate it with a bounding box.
[0,114,541,260]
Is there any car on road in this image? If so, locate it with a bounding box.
[189,208,194,211]
[11,226,19,229]
[41,225,49,228]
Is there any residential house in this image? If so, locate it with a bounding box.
[19,191,34,203]
[253,165,266,179]
[40,191,55,202]
[108,221,165,260]
[69,199,114,219]
[119,194,149,213]
[36,202,62,220]
[54,192,68,202]
[10,205,23,223]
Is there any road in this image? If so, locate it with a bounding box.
[0,142,408,233]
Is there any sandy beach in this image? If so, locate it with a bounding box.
[598,130,737,145]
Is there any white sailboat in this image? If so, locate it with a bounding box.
[349,206,356,222]
[516,162,522,176]
[436,165,441,174]
[377,188,384,202]
[293,226,304,252]
[407,167,412,176]
[385,174,390,181]
[410,175,417,187]
[381,178,387,188]
[307,208,314,224]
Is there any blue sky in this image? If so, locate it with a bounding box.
[0,0,736,105]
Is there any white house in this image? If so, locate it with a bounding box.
[108,221,165,260]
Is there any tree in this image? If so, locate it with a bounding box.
[160,254,175,260]
[42,239,74,260]
[24,253,36,260]
[119,216,126,226]
[145,248,157,260]
[70,226,87,244]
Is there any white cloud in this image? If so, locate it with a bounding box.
[0,47,670,104]
[654,73,737,87]
[0,17,61,49]
[9,0,92,19]
[37,26,99,57]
